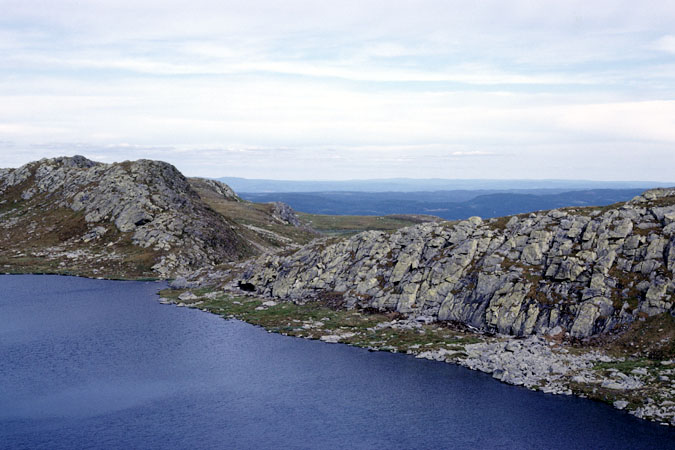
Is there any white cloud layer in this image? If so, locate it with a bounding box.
[0,1,674,181]
[654,35,675,54]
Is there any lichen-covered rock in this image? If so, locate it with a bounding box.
[240,188,675,338]
[0,156,253,277]
[270,201,301,226]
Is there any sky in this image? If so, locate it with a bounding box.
[1,0,674,181]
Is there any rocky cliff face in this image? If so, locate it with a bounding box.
[241,188,675,338]
[0,156,253,277]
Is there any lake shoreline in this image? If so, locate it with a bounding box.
[3,270,673,427]
[158,285,675,427]
[6,273,674,449]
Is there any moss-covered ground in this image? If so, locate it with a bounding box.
[159,288,485,356]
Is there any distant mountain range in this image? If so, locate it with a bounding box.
[218,176,673,193]
[239,189,649,220]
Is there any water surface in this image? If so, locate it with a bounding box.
[1,275,673,449]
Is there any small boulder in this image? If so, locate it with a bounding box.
[178,291,198,301]
[170,277,189,289]
[547,325,564,337]
[613,400,629,410]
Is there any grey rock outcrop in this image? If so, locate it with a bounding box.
[1,156,252,276]
[240,189,675,338]
[270,201,301,226]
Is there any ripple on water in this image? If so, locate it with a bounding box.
[1,274,674,450]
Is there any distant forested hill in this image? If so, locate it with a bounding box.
[239,189,648,220]
[219,176,670,193]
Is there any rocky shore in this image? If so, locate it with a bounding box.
[159,287,675,426]
[455,337,674,425]
[230,187,675,425]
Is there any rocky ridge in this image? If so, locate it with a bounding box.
[241,188,675,339]
[0,156,253,277]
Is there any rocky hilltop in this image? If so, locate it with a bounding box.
[0,156,255,278]
[241,188,675,339]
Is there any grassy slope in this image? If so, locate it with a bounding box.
[190,179,441,245]
[189,180,318,247]
[298,212,442,235]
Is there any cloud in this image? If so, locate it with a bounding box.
[653,35,675,54]
[555,100,675,142]
[1,1,675,180]
[449,151,499,157]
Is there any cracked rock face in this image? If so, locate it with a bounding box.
[241,189,675,338]
[0,156,252,277]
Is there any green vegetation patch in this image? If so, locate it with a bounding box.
[159,288,484,356]
[593,358,655,375]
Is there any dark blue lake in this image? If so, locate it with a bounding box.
[1,275,674,449]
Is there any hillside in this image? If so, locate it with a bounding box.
[0,156,260,278]
[220,176,671,193]
[0,157,438,278]
[241,188,675,341]
[240,189,646,220]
